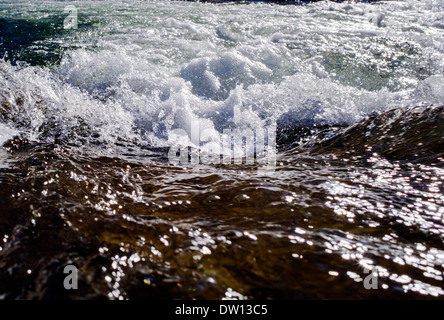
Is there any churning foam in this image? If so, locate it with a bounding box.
[0,0,443,151]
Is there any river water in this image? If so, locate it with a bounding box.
[0,0,443,299]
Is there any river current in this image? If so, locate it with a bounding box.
[0,0,443,299]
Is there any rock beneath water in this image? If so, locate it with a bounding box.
[3,136,37,153]
[309,105,444,164]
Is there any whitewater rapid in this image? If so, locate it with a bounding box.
[0,0,443,151]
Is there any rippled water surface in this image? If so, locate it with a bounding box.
[0,0,443,299]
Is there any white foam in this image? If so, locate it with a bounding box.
[415,75,444,105]
[0,0,443,150]
[0,123,18,146]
